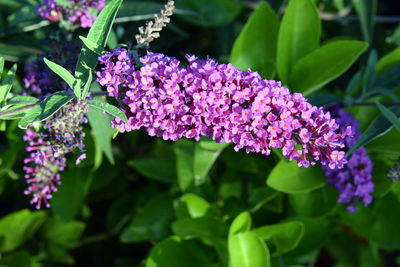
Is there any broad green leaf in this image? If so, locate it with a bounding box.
[40,217,85,248]
[0,63,17,107]
[87,107,115,165]
[253,221,305,255]
[120,194,173,243]
[128,157,176,183]
[289,40,368,95]
[348,107,400,154]
[276,0,320,84]
[289,184,338,218]
[0,209,46,252]
[75,0,122,82]
[0,250,39,267]
[229,212,251,236]
[174,140,195,191]
[44,58,80,98]
[363,50,378,94]
[146,236,217,267]
[193,141,228,185]
[51,168,92,222]
[176,0,242,27]
[376,47,400,73]
[375,102,400,131]
[87,99,128,124]
[172,217,228,241]
[352,0,376,43]
[78,36,106,56]
[228,232,270,267]
[18,91,74,129]
[230,1,279,78]
[175,193,216,219]
[266,160,325,194]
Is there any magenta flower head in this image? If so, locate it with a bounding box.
[323,105,374,212]
[97,49,352,169]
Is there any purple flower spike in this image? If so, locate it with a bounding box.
[323,105,374,212]
[97,50,351,169]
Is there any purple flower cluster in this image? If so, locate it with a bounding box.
[23,100,88,209]
[23,128,66,209]
[23,41,79,97]
[323,105,374,212]
[97,49,351,169]
[37,0,105,28]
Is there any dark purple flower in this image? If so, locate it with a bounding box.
[323,105,374,212]
[97,49,351,169]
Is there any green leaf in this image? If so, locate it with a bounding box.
[78,36,106,56]
[172,217,228,241]
[374,65,400,90]
[375,102,400,131]
[193,140,228,185]
[51,168,92,222]
[87,106,115,165]
[75,0,122,82]
[81,69,93,100]
[352,0,376,43]
[120,194,173,243]
[18,92,74,129]
[229,212,251,236]
[253,221,305,255]
[228,232,270,267]
[348,107,400,154]
[0,209,46,252]
[266,160,325,194]
[276,0,320,84]
[289,184,338,218]
[176,0,243,27]
[174,140,195,191]
[175,193,216,219]
[41,217,85,248]
[44,58,80,98]
[0,56,4,75]
[345,72,362,102]
[146,236,218,267]
[376,47,400,73]
[6,95,39,106]
[289,40,368,95]
[230,1,279,78]
[128,157,176,183]
[0,63,17,107]
[363,50,378,94]
[87,99,128,124]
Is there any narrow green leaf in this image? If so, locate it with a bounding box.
[352,0,376,43]
[229,212,251,237]
[253,221,305,255]
[87,99,128,124]
[348,107,400,154]
[18,92,74,129]
[44,58,80,98]
[289,40,368,95]
[230,1,279,78]
[75,0,122,82]
[376,47,400,73]
[229,232,271,267]
[363,50,378,94]
[0,56,4,75]
[81,70,92,100]
[266,160,325,194]
[375,102,400,131]
[0,64,17,107]
[6,95,39,106]
[276,0,320,83]
[78,36,106,56]
[346,72,362,97]
[374,65,400,90]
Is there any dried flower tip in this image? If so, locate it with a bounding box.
[135,0,175,49]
